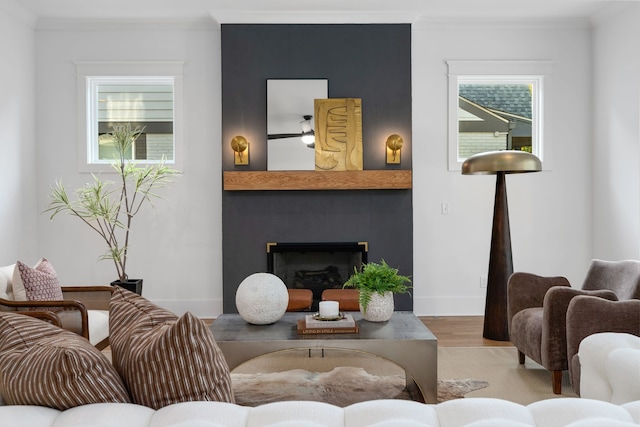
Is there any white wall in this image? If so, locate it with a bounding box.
[411,21,593,315]
[34,22,223,316]
[0,1,37,264]
[591,3,640,260]
[27,14,632,317]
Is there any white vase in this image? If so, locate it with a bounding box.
[361,291,394,322]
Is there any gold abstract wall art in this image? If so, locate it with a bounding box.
[314,98,363,171]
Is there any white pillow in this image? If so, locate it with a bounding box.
[0,264,15,301]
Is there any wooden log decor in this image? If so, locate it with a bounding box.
[223,170,412,191]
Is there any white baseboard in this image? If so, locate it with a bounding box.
[412,296,485,317]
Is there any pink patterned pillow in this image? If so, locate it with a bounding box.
[12,258,63,302]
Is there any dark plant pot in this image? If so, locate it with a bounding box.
[111,279,143,295]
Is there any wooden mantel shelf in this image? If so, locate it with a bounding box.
[223,170,412,191]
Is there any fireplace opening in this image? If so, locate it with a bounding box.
[267,242,368,311]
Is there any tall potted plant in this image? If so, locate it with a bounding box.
[343,259,411,322]
[45,123,179,294]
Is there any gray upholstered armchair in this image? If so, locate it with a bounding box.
[507,259,640,394]
[566,296,640,395]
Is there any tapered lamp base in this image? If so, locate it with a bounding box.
[482,172,512,341]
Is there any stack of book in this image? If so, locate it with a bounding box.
[297,313,359,334]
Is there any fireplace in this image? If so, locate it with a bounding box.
[267,242,368,310]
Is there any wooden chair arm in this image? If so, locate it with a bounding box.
[61,286,114,293]
[0,297,90,340]
[20,310,63,328]
[61,286,113,311]
[0,297,87,312]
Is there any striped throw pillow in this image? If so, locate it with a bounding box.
[0,312,131,410]
[109,286,235,409]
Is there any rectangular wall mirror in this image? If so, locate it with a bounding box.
[267,79,328,171]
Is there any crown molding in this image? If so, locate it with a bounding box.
[412,16,591,31]
[29,11,599,32]
[211,10,422,24]
[0,0,38,29]
[588,1,638,27]
[34,17,219,31]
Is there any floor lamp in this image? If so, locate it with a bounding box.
[462,150,541,341]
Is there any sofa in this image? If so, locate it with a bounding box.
[1,398,639,427]
[566,296,640,398]
[576,332,640,404]
[2,285,639,426]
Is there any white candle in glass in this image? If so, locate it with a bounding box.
[319,301,339,318]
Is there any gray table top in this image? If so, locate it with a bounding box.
[211,311,437,343]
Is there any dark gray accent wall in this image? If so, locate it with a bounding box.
[221,24,413,313]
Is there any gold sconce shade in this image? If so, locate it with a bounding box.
[231,135,249,166]
[461,150,541,175]
[385,134,403,164]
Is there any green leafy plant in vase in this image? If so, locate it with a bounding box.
[45,123,180,294]
[343,259,411,322]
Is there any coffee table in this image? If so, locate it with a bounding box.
[210,311,438,403]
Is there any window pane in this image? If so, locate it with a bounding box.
[93,79,174,162]
[458,81,534,160]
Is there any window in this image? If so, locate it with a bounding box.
[76,62,183,171]
[447,60,553,170]
[90,77,174,162]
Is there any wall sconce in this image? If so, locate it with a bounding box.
[231,135,249,166]
[385,134,403,164]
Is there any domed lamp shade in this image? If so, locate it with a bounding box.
[235,273,289,325]
[462,150,541,341]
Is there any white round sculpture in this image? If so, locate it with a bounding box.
[235,273,289,325]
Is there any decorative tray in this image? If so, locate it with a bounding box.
[311,312,345,321]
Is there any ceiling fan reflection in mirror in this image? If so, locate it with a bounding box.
[267,115,315,148]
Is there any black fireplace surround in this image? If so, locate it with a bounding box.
[221,24,413,313]
[267,242,368,309]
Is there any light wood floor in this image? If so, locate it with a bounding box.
[420,316,513,348]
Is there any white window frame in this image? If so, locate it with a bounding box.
[76,61,184,172]
[447,60,554,171]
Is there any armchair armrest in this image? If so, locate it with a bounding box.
[540,287,618,370]
[62,286,113,311]
[0,297,90,340]
[20,310,63,328]
[566,296,640,370]
[507,272,570,334]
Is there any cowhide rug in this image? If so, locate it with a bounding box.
[232,367,488,407]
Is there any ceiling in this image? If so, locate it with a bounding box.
[8,0,631,25]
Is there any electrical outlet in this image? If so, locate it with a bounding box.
[480,276,487,288]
